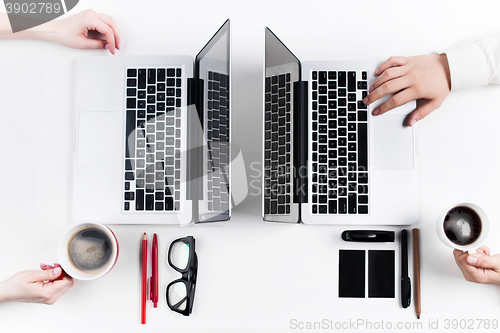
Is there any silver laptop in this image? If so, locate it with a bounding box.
[263,28,417,225]
[73,20,231,225]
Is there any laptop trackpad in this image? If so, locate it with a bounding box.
[372,115,414,170]
[78,112,119,166]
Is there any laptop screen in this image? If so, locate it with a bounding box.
[195,19,230,82]
[194,19,231,222]
[265,27,300,80]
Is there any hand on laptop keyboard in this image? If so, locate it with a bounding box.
[363,54,451,127]
[0,9,121,55]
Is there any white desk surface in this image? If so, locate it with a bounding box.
[1,0,500,332]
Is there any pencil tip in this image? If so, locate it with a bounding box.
[417,316,420,319]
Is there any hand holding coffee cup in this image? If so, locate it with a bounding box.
[58,221,119,280]
[436,203,489,253]
[453,245,500,285]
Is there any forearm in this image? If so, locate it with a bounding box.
[443,33,500,90]
[0,12,58,42]
[0,279,14,304]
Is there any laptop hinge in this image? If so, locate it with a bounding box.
[293,81,308,204]
[186,78,204,204]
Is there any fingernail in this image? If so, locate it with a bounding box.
[105,44,109,49]
[369,86,374,93]
[375,69,380,76]
[409,119,416,127]
[363,97,369,105]
[372,108,379,115]
[53,267,61,275]
[467,256,478,265]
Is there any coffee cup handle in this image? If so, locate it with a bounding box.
[467,248,476,254]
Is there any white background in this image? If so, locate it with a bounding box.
[1,0,500,332]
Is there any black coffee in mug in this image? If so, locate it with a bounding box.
[68,227,113,273]
[443,206,482,246]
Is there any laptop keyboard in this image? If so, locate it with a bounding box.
[263,73,292,215]
[311,70,369,215]
[206,70,230,212]
[123,67,182,212]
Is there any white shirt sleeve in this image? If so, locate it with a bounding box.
[441,33,500,91]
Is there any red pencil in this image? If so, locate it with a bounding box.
[151,233,159,308]
[141,233,147,324]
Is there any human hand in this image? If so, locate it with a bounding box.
[0,263,74,305]
[453,246,500,285]
[47,9,121,54]
[363,54,451,127]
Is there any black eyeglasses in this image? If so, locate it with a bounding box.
[166,236,197,316]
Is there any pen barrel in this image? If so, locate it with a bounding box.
[152,235,159,307]
[413,229,421,318]
[142,238,147,324]
[401,229,411,308]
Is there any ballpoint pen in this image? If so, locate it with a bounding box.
[142,233,147,324]
[401,229,411,308]
[151,233,158,308]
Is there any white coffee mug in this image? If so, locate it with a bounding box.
[436,203,489,253]
[58,221,119,280]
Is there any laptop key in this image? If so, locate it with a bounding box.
[155,202,164,211]
[136,189,144,210]
[358,111,367,121]
[127,98,136,109]
[148,69,156,85]
[338,71,346,87]
[348,72,356,92]
[358,173,368,184]
[127,69,137,77]
[348,193,357,214]
[358,123,368,170]
[157,69,166,81]
[125,110,136,158]
[329,200,338,213]
[358,205,368,214]
[127,78,137,87]
[145,194,154,210]
[138,69,146,89]
[339,197,347,214]
[271,201,277,214]
[319,71,327,84]
[165,197,173,211]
